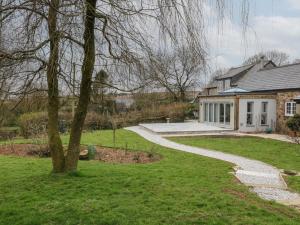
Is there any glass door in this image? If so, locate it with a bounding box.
[225,103,231,125]
[219,103,224,124]
[218,103,230,127]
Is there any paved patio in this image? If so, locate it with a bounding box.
[140,122,294,143]
[140,121,232,135]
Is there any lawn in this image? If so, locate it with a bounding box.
[1,130,300,225]
[169,135,300,193]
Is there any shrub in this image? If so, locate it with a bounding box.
[84,112,112,130]
[184,103,198,119]
[17,102,189,137]
[18,112,72,138]
[286,114,300,144]
[27,145,51,158]
[286,114,300,132]
[109,103,189,128]
[0,127,19,140]
[18,112,48,138]
[140,102,188,122]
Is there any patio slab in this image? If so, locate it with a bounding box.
[139,122,233,135]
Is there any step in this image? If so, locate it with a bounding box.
[235,170,286,189]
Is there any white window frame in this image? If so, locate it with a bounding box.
[285,102,296,117]
[246,101,254,126]
[204,103,208,121]
[260,102,268,125]
[213,103,218,123]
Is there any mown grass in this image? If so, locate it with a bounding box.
[1,130,300,225]
[169,135,300,193]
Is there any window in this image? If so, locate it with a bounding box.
[225,104,231,123]
[219,103,224,123]
[285,102,296,116]
[261,102,268,125]
[204,103,208,121]
[213,103,218,123]
[209,103,213,122]
[224,79,231,91]
[247,102,254,125]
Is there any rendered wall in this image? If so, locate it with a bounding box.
[239,98,276,132]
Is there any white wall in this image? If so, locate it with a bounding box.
[239,98,276,132]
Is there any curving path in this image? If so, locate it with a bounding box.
[126,126,300,205]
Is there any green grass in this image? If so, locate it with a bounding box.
[1,130,300,225]
[169,135,300,193]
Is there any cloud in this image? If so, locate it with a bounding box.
[251,16,300,56]
[288,0,300,10]
[206,13,300,68]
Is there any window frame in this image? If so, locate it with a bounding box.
[285,102,296,117]
[225,103,231,124]
[208,103,213,122]
[219,103,225,123]
[246,101,254,126]
[213,103,218,123]
[260,102,268,126]
[204,103,208,122]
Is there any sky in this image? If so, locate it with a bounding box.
[207,0,300,70]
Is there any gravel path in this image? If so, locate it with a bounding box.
[126,126,300,205]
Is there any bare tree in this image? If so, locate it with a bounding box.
[207,68,227,84]
[0,0,213,172]
[147,45,206,102]
[243,50,290,66]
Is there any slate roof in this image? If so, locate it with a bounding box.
[216,64,254,80]
[237,63,300,92]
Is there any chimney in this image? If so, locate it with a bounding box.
[260,55,266,61]
[259,55,267,69]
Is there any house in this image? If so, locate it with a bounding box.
[198,59,300,133]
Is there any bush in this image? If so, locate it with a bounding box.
[17,102,189,137]
[286,114,300,144]
[0,127,19,140]
[184,103,198,119]
[18,112,72,138]
[18,111,115,137]
[84,112,112,130]
[286,114,300,132]
[140,103,188,122]
[27,145,51,158]
[18,112,48,138]
[109,103,189,128]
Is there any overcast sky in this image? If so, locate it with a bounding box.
[207,0,300,70]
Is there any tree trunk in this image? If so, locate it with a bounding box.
[179,89,186,102]
[64,0,96,172]
[46,0,65,173]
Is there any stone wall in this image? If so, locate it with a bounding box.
[276,91,300,134]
